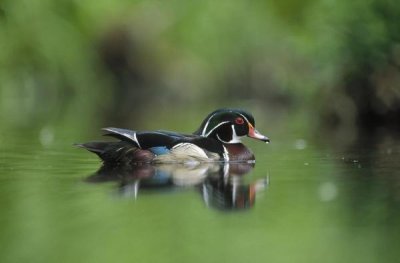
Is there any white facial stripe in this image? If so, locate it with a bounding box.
[201,121,209,136]
[204,121,230,137]
[202,112,218,136]
[202,111,253,140]
[238,113,252,127]
[202,110,236,136]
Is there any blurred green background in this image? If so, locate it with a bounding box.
[1,1,400,263]
[1,0,399,137]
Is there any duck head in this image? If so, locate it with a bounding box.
[195,108,270,144]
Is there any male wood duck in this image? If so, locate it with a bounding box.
[77,108,269,164]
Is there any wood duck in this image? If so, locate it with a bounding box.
[77,108,269,164]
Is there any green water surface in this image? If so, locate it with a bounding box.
[0,127,399,263]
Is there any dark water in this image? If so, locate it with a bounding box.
[1,132,400,263]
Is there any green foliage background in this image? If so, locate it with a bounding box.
[1,0,399,137]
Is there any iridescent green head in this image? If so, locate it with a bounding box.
[195,108,269,144]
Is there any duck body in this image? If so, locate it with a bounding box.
[77,108,269,164]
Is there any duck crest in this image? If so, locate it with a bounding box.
[77,108,269,164]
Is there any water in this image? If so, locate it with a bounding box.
[1,132,400,263]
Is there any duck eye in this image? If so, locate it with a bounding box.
[235,117,244,125]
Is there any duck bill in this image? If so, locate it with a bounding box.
[248,125,270,143]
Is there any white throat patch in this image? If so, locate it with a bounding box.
[229,125,242,143]
[216,125,242,144]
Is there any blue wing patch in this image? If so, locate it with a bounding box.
[149,146,170,156]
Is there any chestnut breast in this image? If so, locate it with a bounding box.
[224,143,255,161]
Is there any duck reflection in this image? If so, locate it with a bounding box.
[86,162,268,210]
[202,166,268,210]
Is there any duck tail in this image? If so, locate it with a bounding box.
[74,142,110,157]
[75,141,154,164]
